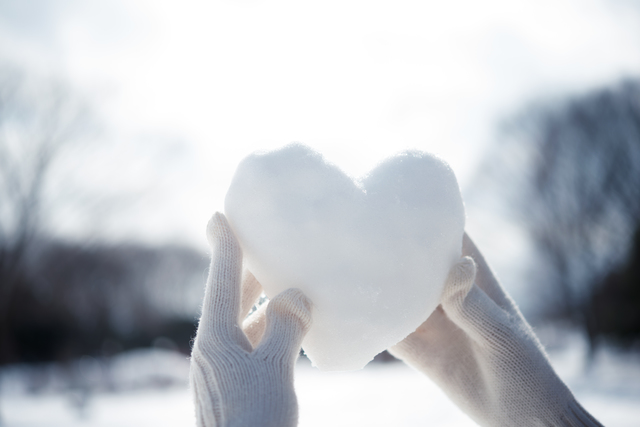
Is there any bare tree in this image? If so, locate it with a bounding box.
[475,80,640,351]
[0,63,92,360]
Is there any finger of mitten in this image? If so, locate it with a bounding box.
[462,233,519,315]
[196,212,245,348]
[242,301,268,348]
[255,288,312,364]
[441,256,477,306]
[388,332,427,367]
[389,305,474,380]
[388,306,446,361]
[240,270,263,320]
[442,257,521,350]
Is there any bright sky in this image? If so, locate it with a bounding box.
[1,0,639,248]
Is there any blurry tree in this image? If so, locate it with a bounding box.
[12,240,207,363]
[0,63,93,362]
[588,227,640,348]
[0,63,210,369]
[477,80,640,353]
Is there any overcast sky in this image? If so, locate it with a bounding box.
[1,0,639,250]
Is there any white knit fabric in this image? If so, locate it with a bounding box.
[390,234,603,427]
[190,213,312,427]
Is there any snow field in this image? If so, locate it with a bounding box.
[2,335,639,427]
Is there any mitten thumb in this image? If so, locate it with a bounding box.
[441,256,477,307]
[442,256,521,347]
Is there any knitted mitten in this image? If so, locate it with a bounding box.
[190,213,312,427]
[389,234,603,427]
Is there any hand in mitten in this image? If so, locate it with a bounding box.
[190,213,312,427]
[389,234,602,427]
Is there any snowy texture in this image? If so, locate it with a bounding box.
[3,337,638,427]
[224,144,465,370]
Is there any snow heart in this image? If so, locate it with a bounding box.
[225,144,465,371]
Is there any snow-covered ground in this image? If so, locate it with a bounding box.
[2,333,639,426]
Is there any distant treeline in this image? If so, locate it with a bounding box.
[1,239,208,365]
[476,79,640,353]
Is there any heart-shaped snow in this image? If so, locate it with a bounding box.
[225,144,465,371]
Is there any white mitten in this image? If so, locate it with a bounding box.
[190,213,312,427]
[389,234,602,427]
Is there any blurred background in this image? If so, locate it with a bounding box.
[1,0,639,426]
